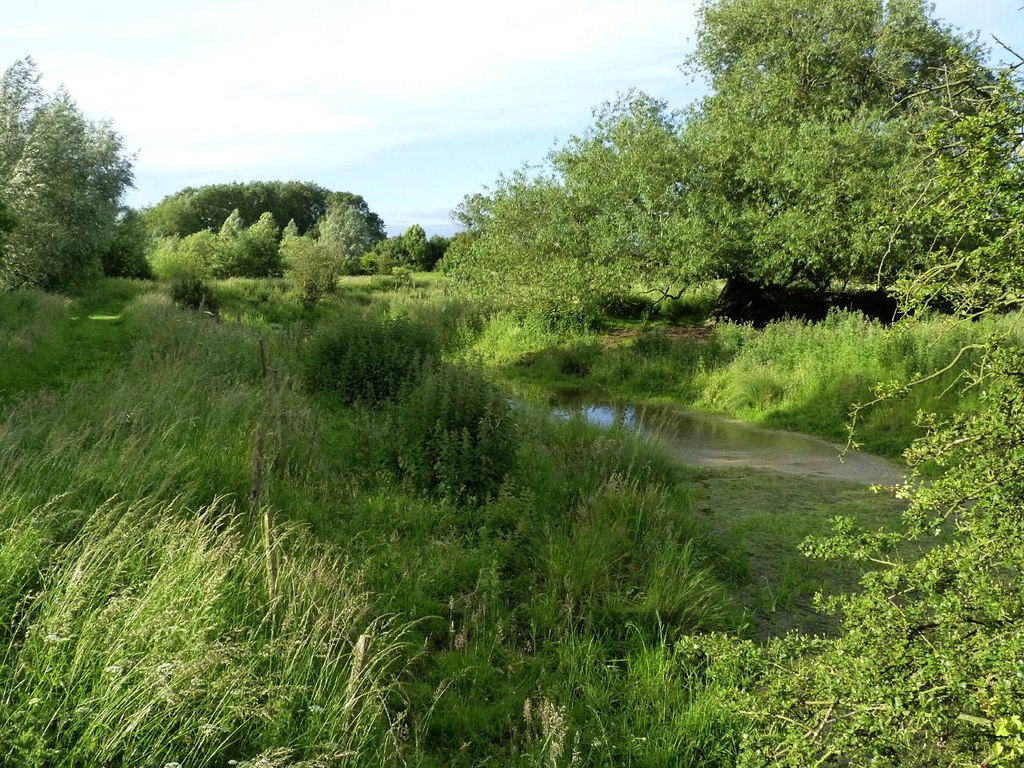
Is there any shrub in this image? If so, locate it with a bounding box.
[304,311,440,406]
[283,234,334,306]
[149,234,211,281]
[393,362,518,504]
[170,276,218,314]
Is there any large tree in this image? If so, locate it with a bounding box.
[0,58,133,291]
[447,91,684,326]
[446,169,603,327]
[552,90,688,297]
[680,0,986,290]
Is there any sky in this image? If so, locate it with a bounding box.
[3,1,1022,236]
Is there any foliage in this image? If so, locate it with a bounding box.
[714,45,1024,768]
[0,58,133,292]
[303,310,441,406]
[170,276,218,313]
[393,362,518,504]
[100,207,152,279]
[316,201,377,276]
[149,210,285,281]
[281,229,333,306]
[553,90,688,295]
[144,180,385,242]
[679,0,986,290]
[447,1,990,328]
[0,194,14,256]
[425,233,450,270]
[211,209,282,278]
[446,170,607,328]
[446,92,684,327]
[897,70,1024,316]
[148,232,208,282]
[361,224,442,274]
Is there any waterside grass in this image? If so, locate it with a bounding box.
[475,308,1017,458]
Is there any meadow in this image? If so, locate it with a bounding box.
[0,275,998,766]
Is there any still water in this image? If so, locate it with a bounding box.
[553,400,905,486]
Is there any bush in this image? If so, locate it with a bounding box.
[149,234,211,281]
[304,311,440,406]
[393,362,518,504]
[283,235,335,306]
[170,277,218,314]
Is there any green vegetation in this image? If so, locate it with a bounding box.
[0,278,147,401]
[3,1,1023,764]
[2,265,1011,765]
[474,307,1011,458]
[447,1,988,328]
[144,180,385,241]
[362,224,450,274]
[0,282,747,766]
[0,58,133,292]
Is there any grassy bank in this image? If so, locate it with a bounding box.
[0,275,980,765]
[0,281,746,766]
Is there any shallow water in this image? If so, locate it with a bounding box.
[553,400,905,486]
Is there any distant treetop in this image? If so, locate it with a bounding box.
[144,180,385,243]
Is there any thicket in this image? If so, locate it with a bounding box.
[149,209,283,281]
[303,309,441,406]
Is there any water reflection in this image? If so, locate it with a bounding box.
[553,398,905,486]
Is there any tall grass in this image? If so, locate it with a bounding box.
[1,498,405,767]
[0,291,412,764]
[694,312,1010,455]
[14,277,950,765]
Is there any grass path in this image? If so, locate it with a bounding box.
[0,279,150,402]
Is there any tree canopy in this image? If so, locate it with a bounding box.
[447,1,990,327]
[680,0,986,290]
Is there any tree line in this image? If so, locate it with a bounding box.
[0,59,447,296]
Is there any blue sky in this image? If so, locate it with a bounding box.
[3,1,1021,235]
